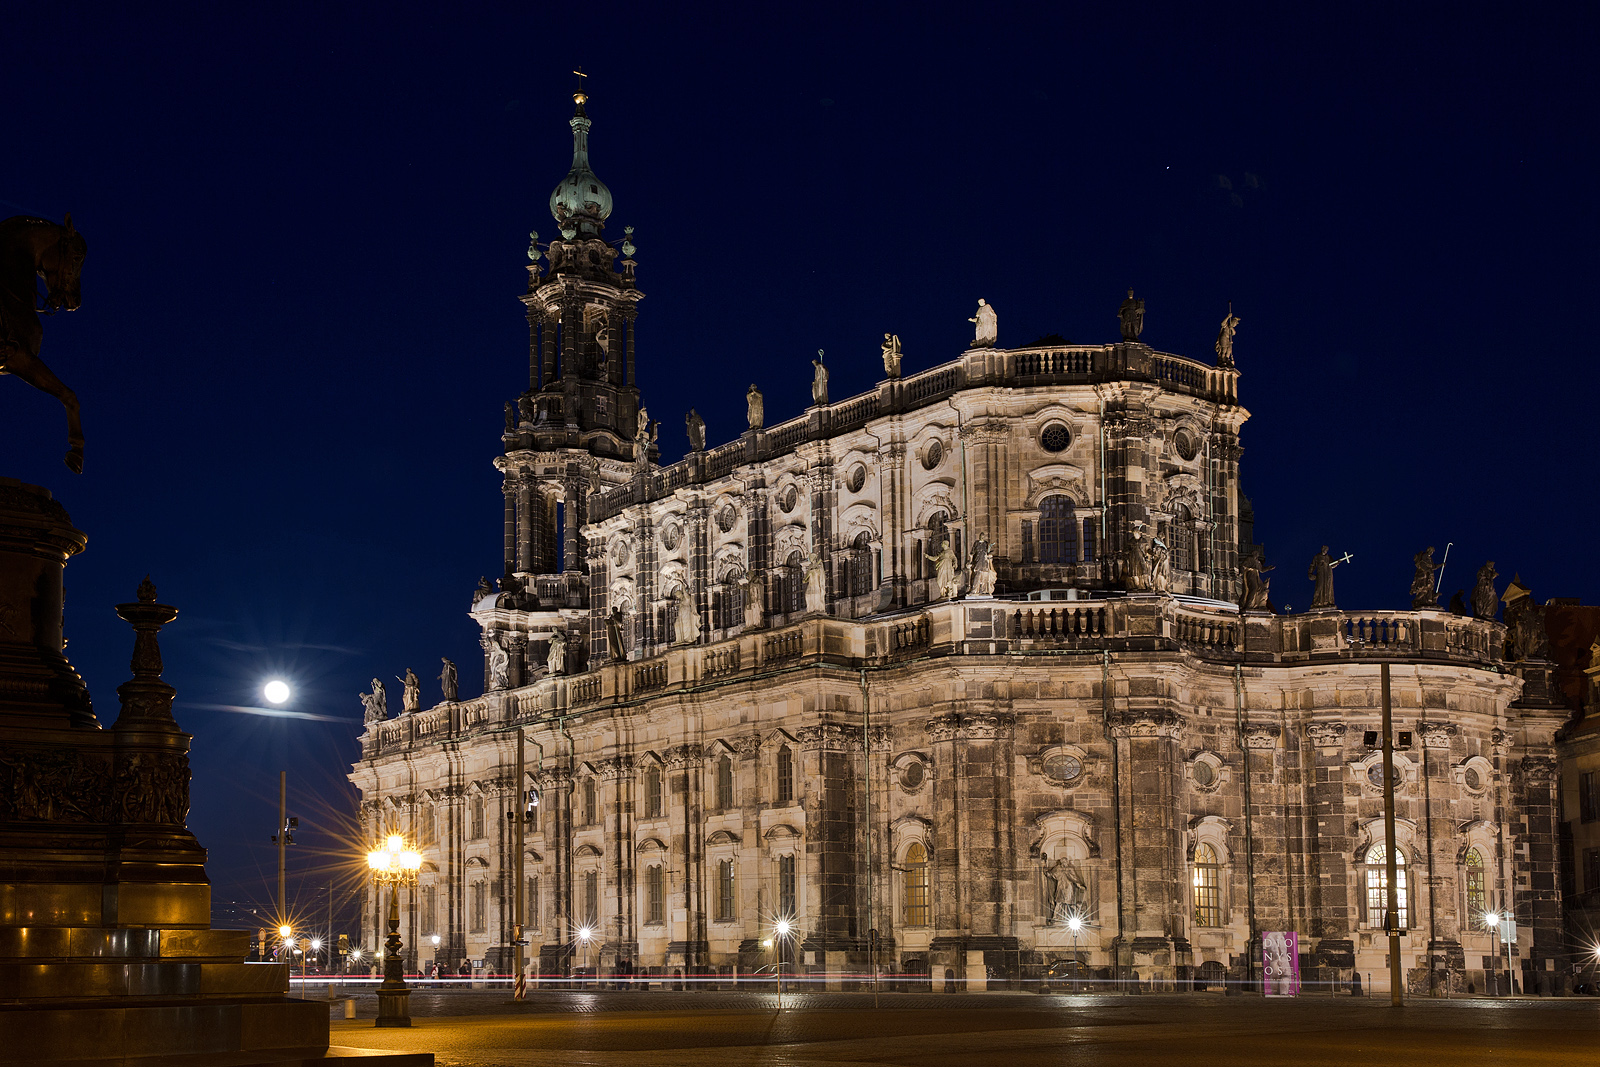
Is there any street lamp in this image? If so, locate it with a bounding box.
[367,832,422,1027]
[773,918,795,1008]
[1065,912,1086,991]
[576,925,594,986]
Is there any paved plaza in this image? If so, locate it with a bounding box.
[326,990,1600,1067]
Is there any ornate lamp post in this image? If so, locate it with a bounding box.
[367,832,422,1027]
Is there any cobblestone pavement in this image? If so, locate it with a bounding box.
[326,989,1600,1067]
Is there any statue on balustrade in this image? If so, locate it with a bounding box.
[1410,547,1440,609]
[487,638,511,690]
[969,298,998,347]
[398,668,420,713]
[1118,289,1145,342]
[804,550,828,613]
[686,408,706,452]
[927,539,962,601]
[439,657,458,702]
[360,679,388,724]
[498,572,525,609]
[746,384,764,431]
[882,333,903,378]
[1215,309,1241,365]
[1308,546,1337,609]
[672,584,701,645]
[1241,546,1275,611]
[1122,525,1152,593]
[742,573,766,629]
[969,539,997,597]
[811,351,829,406]
[546,630,566,676]
[634,405,652,467]
[1501,575,1548,661]
[1146,537,1172,594]
[1447,589,1468,616]
[0,213,88,472]
[1471,561,1499,620]
[606,607,628,662]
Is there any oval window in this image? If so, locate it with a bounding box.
[1043,754,1083,784]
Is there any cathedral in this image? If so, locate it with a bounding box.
[349,90,1569,994]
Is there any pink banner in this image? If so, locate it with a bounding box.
[1262,931,1300,996]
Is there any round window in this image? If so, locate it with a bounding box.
[661,523,682,551]
[1040,424,1071,453]
[611,540,630,566]
[1464,767,1482,791]
[922,440,944,471]
[1043,754,1083,785]
[1367,764,1388,789]
[900,761,925,791]
[1174,430,1200,461]
[779,486,799,513]
[846,464,867,493]
[1193,760,1215,787]
[717,505,738,532]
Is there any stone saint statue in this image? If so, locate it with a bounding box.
[474,576,493,604]
[1044,857,1088,919]
[1118,289,1145,342]
[546,631,566,676]
[1241,548,1275,611]
[672,585,701,646]
[439,657,458,702]
[1308,546,1337,609]
[968,298,998,347]
[746,384,764,430]
[686,409,706,452]
[634,405,652,467]
[606,607,628,662]
[517,395,535,424]
[1146,537,1172,594]
[504,402,516,432]
[882,333,903,378]
[1502,576,1548,661]
[398,668,420,713]
[969,539,997,597]
[360,679,388,724]
[742,573,766,629]
[1410,547,1439,610]
[1123,526,1151,593]
[811,351,829,406]
[926,539,961,601]
[1471,561,1499,620]
[1215,310,1241,365]
[803,550,828,613]
[487,640,510,690]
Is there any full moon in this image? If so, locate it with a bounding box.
[263,680,291,705]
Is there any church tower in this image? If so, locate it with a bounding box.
[478,87,646,688]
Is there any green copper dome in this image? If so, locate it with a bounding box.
[549,93,612,239]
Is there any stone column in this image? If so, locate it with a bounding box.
[501,470,519,577]
[798,723,865,985]
[601,756,635,973]
[1514,755,1561,992]
[665,744,706,971]
[1304,721,1356,981]
[1108,709,1185,987]
[537,768,573,975]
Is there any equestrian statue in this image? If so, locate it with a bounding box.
[1,214,87,472]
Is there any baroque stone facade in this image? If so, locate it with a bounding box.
[348,93,1569,993]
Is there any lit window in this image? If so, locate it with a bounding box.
[1364,843,1408,929]
[1192,843,1221,926]
[904,842,930,926]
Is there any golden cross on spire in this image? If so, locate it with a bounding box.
[573,67,589,104]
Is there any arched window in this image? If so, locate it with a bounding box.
[716,859,736,921]
[644,865,664,925]
[470,796,485,840]
[643,764,663,819]
[848,532,874,597]
[777,854,796,916]
[1364,843,1409,929]
[1170,505,1194,571]
[1039,496,1078,564]
[583,778,597,825]
[784,551,805,613]
[927,511,948,554]
[1465,848,1486,921]
[776,744,795,805]
[903,842,930,926]
[469,880,486,933]
[1192,843,1221,926]
[716,754,734,810]
[583,870,599,927]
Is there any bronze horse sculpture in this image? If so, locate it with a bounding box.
[0,214,87,472]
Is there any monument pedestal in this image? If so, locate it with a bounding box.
[0,480,429,1065]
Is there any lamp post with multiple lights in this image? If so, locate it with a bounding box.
[367,833,421,1026]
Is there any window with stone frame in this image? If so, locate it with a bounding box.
[583,870,599,927]
[1170,505,1194,571]
[784,551,805,613]
[715,581,743,630]
[470,796,485,840]
[777,854,796,917]
[469,880,486,933]
[526,876,539,929]
[776,744,795,805]
[1585,847,1600,895]
[1192,843,1221,926]
[927,510,948,555]
[645,865,664,925]
[716,859,736,922]
[1039,496,1078,564]
[716,754,734,810]
[1082,518,1097,562]
[583,778,597,825]
[643,764,663,818]
[848,532,874,597]
[903,841,930,926]
[423,884,437,935]
[1581,771,1598,823]
[1363,843,1409,929]
[1464,848,1486,920]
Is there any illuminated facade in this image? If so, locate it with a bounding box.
[349,93,1568,994]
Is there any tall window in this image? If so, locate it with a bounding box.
[778,854,796,917]
[1586,848,1600,895]
[470,881,486,933]
[716,859,736,922]
[785,552,805,613]
[848,532,873,597]
[1192,843,1221,926]
[1582,771,1598,823]
[583,778,597,825]
[470,796,485,840]
[1082,518,1097,562]
[644,764,663,818]
[1364,843,1408,929]
[526,876,539,929]
[716,755,734,810]
[1465,848,1486,920]
[583,870,599,927]
[903,842,930,926]
[927,511,948,557]
[645,865,664,925]
[1171,505,1194,571]
[423,884,437,935]
[1039,496,1078,564]
[776,745,795,805]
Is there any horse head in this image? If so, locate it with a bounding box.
[39,213,86,312]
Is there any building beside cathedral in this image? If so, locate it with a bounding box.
[349,90,1571,994]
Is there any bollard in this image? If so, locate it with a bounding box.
[344,999,355,1020]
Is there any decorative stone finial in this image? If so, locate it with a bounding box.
[622,226,636,258]
[113,578,180,731]
[137,574,157,602]
[527,231,541,262]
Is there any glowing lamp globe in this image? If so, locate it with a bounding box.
[263,680,290,705]
[1067,916,1083,932]
[278,924,292,939]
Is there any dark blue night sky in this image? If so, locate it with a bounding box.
[4,4,1596,936]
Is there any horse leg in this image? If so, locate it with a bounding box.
[3,348,84,473]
